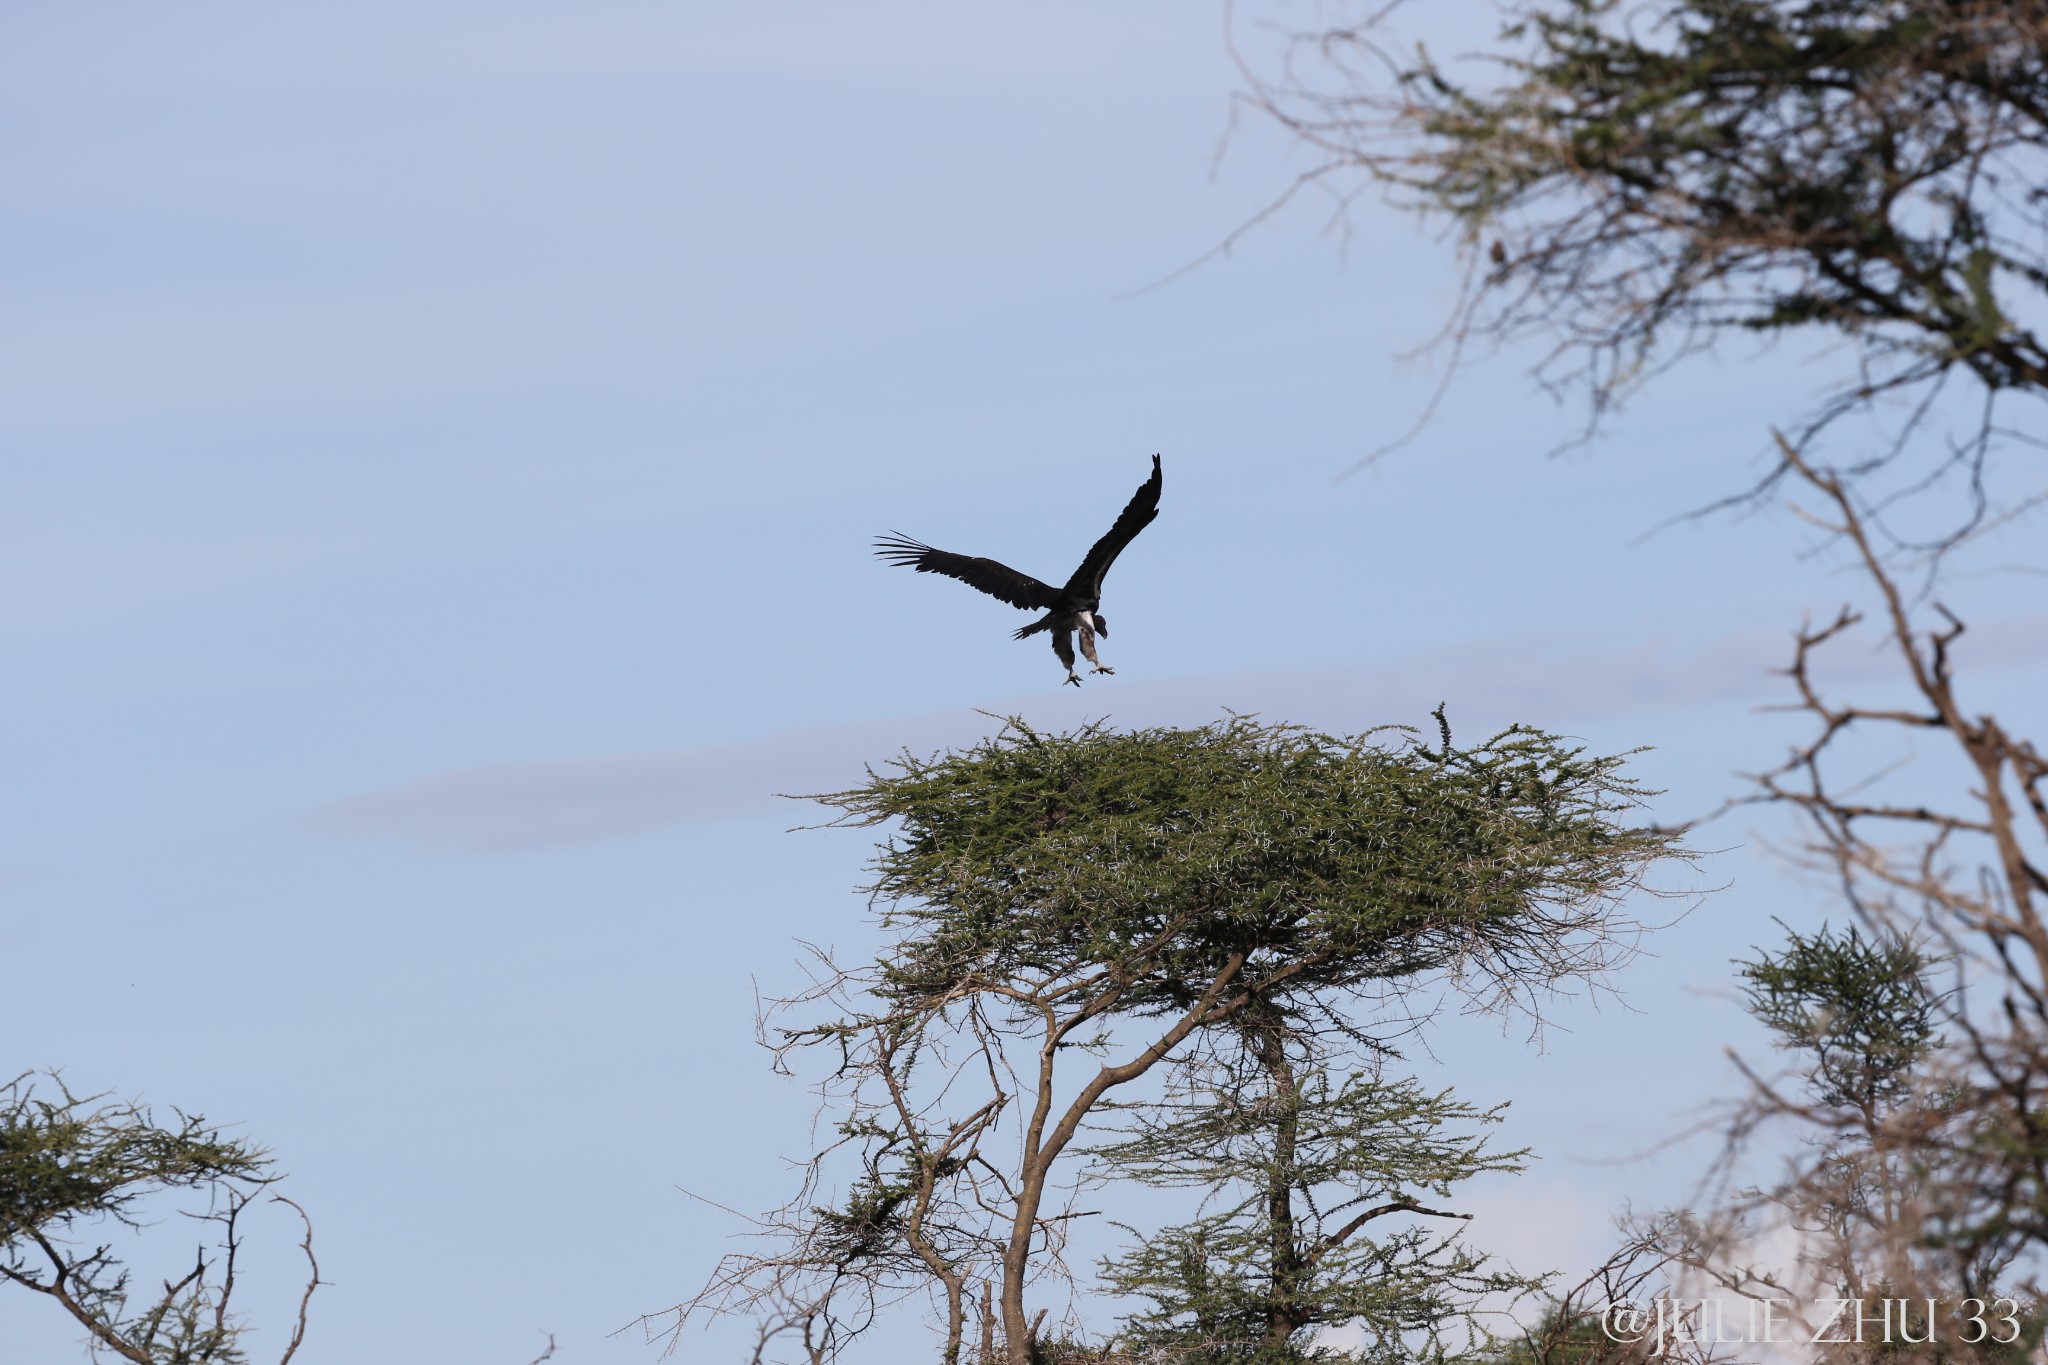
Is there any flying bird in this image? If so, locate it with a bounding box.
[875,454,1163,686]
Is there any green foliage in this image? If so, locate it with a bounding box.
[1,1074,267,1244]
[1,1071,297,1365]
[686,713,1685,1364]
[1737,921,1939,1111]
[1474,1305,1618,1365]
[1263,0,2048,513]
[1093,1064,1520,1203]
[1092,1035,1541,1363]
[819,713,1679,1018]
[1402,0,2048,382]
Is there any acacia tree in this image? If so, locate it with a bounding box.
[1090,1005,1543,1364]
[1680,452,2048,1357]
[1443,451,2047,1365]
[652,714,1687,1364]
[0,1072,318,1365]
[3,1074,563,1365]
[1239,0,2048,542]
[1234,5,2048,1355]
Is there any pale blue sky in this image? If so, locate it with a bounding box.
[6,4,2042,1362]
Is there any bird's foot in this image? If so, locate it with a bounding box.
[1091,664,1115,676]
[1064,673,1082,688]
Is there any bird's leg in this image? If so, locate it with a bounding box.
[1077,623,1114,676]
[1052,630,1082,687]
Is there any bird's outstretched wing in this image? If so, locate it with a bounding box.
[873,534,1061,611]
[1063,454,1162,597]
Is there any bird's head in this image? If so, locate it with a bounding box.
[1093,613,1109,638]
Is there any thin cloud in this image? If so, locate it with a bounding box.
[309,616,2048,853]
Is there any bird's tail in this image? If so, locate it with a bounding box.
[1012,614,1054,641]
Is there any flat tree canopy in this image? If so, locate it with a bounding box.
[652,715,1690,1364]
[826,712,1679,1022]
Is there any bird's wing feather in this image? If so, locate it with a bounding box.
[1064,454,1162,597]
[874,534,1060,610]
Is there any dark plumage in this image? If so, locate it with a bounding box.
[875,454,1163,686]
